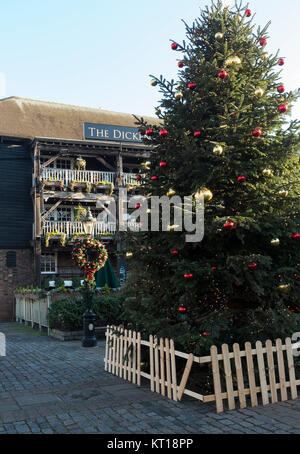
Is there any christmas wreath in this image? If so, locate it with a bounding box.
[72,238,108,281]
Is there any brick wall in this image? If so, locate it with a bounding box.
[0,249,34,321]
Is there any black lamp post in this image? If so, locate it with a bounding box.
[82,208,97,348]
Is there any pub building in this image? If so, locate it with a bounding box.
[0,96,157,321]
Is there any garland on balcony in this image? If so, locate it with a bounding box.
[71,238,108,282]
[45,231,67,247]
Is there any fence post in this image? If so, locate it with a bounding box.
[210,345,223,413]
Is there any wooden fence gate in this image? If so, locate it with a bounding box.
[105,326,300,413]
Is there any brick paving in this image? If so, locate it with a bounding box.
[0,322,299,434]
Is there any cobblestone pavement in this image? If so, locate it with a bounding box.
[0,322,299,434]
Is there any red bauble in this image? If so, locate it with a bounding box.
[160,129,168,137]
[224,221,235,230]
[171,250,179,256]
[278,104,288,114]
[260,38,267,46]
[237,176,246,183]
[178,61,184,68]
[252,128,262,137]
[218,70,228,79]
[211,267,217,270]
[278,58,285,66]
[136,203,142,209]
[248,262,258,271]
[234,282,240,288]
[171,43,178,50]
[139,129,145,136]
[184,273,194,281]
[188,83,196,90]
[160,161,167,168]
[277,85,285,94]
[292,233,300,240]
[146,128,153,136]
[178,305,187,314]
[194,131,201,138]
[151,176,158,181]
[136,174,142,180]
[245,9,252,17]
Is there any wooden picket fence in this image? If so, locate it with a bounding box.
[104,326,300,413]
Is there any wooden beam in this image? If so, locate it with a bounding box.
[41,153,61,169]
[96,157,115,172]
[41,200,62,221]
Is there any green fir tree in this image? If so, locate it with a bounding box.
[122,0,300,354]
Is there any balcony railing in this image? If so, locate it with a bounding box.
[41,169,140,187]
[42,220,141,237]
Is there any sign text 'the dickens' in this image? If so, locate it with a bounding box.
[84,123,143,143]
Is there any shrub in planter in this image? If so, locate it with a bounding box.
[92,294,123,326]
[48,297,87,331]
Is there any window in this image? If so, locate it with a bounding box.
[45,206,72,222]
[40,157,72,169]
[41,254,57,274]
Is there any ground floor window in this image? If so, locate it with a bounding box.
[41,253,57,274]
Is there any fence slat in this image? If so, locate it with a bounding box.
[149,335,155,392]
[245,342,258,407]
[256,341,269,405]
[165,338,172,399]
[119,328,124,379]
[104,326,110,371]
[222,344,235,410]
[127,331,132,382]
[154,337,160,393]
[160,338,166,396]
[137,332,141,386]
[123,329,128,381]
[132,331,137,385]
[115,327,120,377]
[108,326,113,374]
[233,343,246,409]
[285,338,297,400]
[211,346,223,413]
[276,338,288,401]
[266,340,278,404]
[177,353,194,401]
[112,326,117,375]
[170,340,178,401]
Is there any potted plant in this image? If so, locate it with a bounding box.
[74,156,86,170]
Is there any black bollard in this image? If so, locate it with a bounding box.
[82,309,97,347]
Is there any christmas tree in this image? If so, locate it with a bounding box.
[122,0,300,354]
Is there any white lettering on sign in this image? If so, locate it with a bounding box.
[113,129,121,139]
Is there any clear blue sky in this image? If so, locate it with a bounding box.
[1,0,299,119]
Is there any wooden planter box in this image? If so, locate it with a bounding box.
[50,326,107,341]
[43,180,64,191]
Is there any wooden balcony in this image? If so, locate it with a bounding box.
[41,168,139,187]
[42,220,141,237]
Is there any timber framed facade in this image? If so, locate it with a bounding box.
[0,96,156,320]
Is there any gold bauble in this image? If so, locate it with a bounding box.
[278,284,291,294]
[225,56,241,66]
[150,79,158,86]
[215,32,224,40]
[262,168,272,176]
[126,252,133,258]
[270,238,280,247]
[195,187,213,202]
[174,92,184,100]
[167,189,176,197]
[255,88,264,97]
[261,53,268,60]
[279,189,289,197]
[213,145,223,156]
[232,56,241,65]
[155,109,161,116]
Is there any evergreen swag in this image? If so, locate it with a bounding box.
[71,238,108,281]
[123,0,300,354]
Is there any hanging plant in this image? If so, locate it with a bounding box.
[74,156,86,170]
[74,205,86,221]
